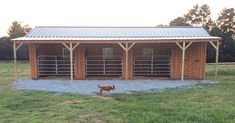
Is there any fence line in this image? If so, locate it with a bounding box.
[206,62,235,65]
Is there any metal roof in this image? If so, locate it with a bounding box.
[12,26,221,41]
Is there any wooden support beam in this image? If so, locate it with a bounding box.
[185,42,193,50]
[72,43,80,50]
[62,42,80,81]
[175,42,193,81]
[209,41,218,50]
[117,42,135,81]
[176,42,183,50]
[62,43,70,50]
[215,41,219,79]
[127,42,136,51]
[209,41,220,80]
[118,42,127,51]
[13,42,23,83]
[125,43,128,81]
[181,42,186,81]
[70,43,73,81]
[16,43,23,51]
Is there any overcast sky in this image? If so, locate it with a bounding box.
[0,0,235,36]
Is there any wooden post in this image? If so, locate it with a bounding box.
[13,42,18,83]
[215,41,219,79]
[62,42,80,81]
[176,42,193,81]
[118,42,135,80]
[13,42,23,83]
[181,42,185,81]
[70,43,73,81]
[125,43,128,81]
[209,41,220,80]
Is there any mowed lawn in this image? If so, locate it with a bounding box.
[0,61,235,123]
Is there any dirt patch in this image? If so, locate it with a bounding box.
[59,100,84,105]
[96,95,113,100]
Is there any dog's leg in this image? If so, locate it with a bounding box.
[99,89,103,95]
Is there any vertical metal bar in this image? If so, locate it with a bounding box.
[55,56,58,75]
[85,57,88,76]
[103,58,105,75]
[215,41,219,80]
[13,42,18,83]
[181,42,186,81]
[151,55,153,74]
[70,43,73,81]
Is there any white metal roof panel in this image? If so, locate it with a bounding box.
[12,26,221,41]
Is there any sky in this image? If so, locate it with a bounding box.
[0,0,235,36]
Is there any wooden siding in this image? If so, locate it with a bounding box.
[171,42,207,79]
[28,42,207,80]
[29,44,39,79]
[37,44,63,56]
[75,44,86,79]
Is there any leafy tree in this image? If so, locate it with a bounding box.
[169,17,190,26]
[169,4,235,62]
[184,4,215,31]
[8,21,31,38]
[216,8,235,61]
[0,37,12,59]
[0,21,31,60]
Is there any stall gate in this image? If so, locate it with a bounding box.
[86,56,122,76]
[134,55,171,77]
[37,55,74,77]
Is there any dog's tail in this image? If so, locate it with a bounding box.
[97,84,100,88]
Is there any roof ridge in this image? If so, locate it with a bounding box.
[35,26,203,28]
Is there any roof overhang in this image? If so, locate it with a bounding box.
[12,36,221,44]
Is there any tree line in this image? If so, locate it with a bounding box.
[0,4,235,62]
[169,4,235,62]
[0,21,31,60]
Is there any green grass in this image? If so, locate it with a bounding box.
[0,61,235,123]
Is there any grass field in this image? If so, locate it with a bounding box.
[0,61,235,123]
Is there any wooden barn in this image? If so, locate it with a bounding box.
[12,26,221,81]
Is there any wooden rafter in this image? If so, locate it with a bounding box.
[127,42,136,51]
[209,41,218,50]
[176,42,193,50]
[118,42,127,51]
[72,43,80,50]
[15,43,23,51]
[62,43,70,50]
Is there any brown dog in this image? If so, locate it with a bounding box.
[97,84,115,95]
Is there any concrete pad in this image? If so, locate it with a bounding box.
[14,79,216,95]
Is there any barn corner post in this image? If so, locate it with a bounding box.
[13,42,23,83]
[176,42,193,82]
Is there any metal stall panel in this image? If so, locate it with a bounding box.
[37,55,74,76]
[86,56,122,76]
[134,55,171,77]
